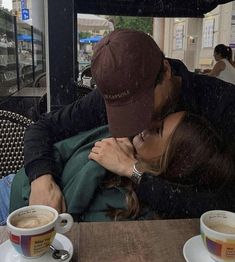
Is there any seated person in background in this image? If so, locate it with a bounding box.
[208,44,235,84]
[1,111,234,225]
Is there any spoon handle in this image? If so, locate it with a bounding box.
[50,245,56,252]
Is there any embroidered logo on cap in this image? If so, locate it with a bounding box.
[104,90,130,100]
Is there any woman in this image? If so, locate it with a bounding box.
[208,44,235,84]
[89,111,235,219]
[1,112,234,224]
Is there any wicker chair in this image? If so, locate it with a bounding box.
[0,110,33,178]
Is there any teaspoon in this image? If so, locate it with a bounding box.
[50,245,70,260]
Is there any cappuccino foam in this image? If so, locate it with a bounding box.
[13,213,54,229]
[209,224,235,234]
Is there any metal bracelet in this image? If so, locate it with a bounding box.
[131,163,143,184]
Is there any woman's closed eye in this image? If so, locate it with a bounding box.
[148,120,164,136]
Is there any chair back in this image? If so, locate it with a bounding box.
[80,65,92,78]
[0,110,33,178]
[80,65,96,89]
[33,72,46,87]
[76,82,93,100]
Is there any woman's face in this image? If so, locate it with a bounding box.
[214,51,221,62]
[132,111,185,162]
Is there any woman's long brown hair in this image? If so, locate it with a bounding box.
[105,112,234,220]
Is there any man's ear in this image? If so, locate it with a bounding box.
[162,59,172,81]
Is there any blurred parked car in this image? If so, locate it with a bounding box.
[21,64,34,87]
[0,65,18,99]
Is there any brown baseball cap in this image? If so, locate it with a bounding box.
[91,29,163,137]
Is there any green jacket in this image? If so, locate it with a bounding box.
[10,126,128,221]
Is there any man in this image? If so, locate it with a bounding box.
[24,29,235,212]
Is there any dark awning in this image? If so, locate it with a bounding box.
[75,0,233,17]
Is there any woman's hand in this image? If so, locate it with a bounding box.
[88,137,136,177]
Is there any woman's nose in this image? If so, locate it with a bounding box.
[141,130,149,140]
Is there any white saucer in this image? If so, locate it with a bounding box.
[183,235,214,262]
[0,233,74,262]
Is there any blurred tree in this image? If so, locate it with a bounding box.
[108,16,153,35]
[79,32,92,39]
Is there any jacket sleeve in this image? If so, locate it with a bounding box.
[136,174,231,218]
[24,88,107,182]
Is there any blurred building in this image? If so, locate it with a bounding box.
[153,1,235,72]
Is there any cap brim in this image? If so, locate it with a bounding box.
[106,87,154,137]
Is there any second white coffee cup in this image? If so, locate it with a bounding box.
[200,210,235,262]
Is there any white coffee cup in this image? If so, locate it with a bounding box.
[7,205,73,258]
[200,210,235,262]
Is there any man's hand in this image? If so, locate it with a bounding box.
[116,138,135,156]
[29,174,66,213]
[88,138,136,177]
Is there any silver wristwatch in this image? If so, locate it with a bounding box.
[130,163,143,184]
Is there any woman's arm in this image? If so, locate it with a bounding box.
[208,60,225,77]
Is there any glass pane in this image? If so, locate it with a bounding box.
[33,27,45,79]
[0,9,18,101]
[17,21,33,88]
[77,13,153,90]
